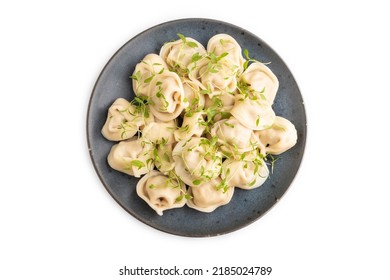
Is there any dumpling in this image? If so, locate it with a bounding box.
[160,35,206,76]
[221,154,269,190]
[186,177,234,213]
[188,56,238,96]
[172,137,223,187]
[136,170,187,216]
[230,95,276,130]
[174,111,205,141]
[131,54,168,97]
[107,138,154,178]
[147,71,188,121]
[101,98,154,141]
[207,33,245,74]
[239,62,279,104]
[210,117,258,158]
[141,119,176,145]
[255,116,298,155]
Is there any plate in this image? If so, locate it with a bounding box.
[87,18,306,237]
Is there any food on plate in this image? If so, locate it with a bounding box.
[102,33,298,215]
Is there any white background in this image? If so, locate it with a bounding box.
[1,1,389,279]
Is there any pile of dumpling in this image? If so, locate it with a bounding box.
[101,33,297,215]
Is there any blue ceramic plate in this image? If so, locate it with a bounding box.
[87,18,306,237]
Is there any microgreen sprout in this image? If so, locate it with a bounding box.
[154,82,169,111]
[130,95,150,118]
[242,49,271,70]
[216,175,230,193]
[266,153,279,174]
[177,33,198,48]
[236,78,267,101]
[126,159,145,170]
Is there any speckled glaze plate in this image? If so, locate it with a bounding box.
[87,18,306,237]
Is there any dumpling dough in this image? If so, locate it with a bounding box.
[239,62,279,105]
[141,119,176,145]
[186,177,234,213]
[210,117,258,158]
[188,56,238,96]
[107,138,154,178]
[255,116,298,155]
[230,95,276,130]
[132,54,168,97]
[136,170,187,216]
[172,137,223,187]
[221,155,269,190]
[207,33,245,74]
[160,36,206,76]
[148,71,187,121]
[101,97,154,141]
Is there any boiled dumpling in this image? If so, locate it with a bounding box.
[255,116,297,155]
[147,71,188,121]
[230,95,276,130]
[188,56,238,96]
[107,138,154,178]
[239,62,279,104]
[210,116,258,158]
[186,177,234,213]
[141,119,176,145]
[132,54,168,97]
[221,154,269,190]
[160,35,206,76]
[136,170,187,216]
[203,92,235,113]
[172,137,223,187]
[207,33,245,74]
[101,97,154,141]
